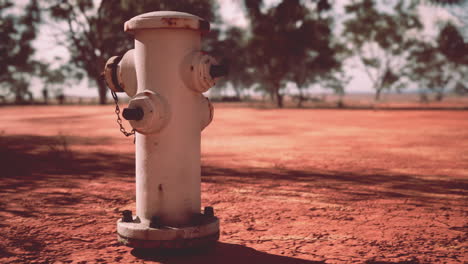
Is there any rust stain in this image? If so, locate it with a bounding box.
[158,18,199,30]
[161,17,179,26]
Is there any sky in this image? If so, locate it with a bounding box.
[28,0,463,99]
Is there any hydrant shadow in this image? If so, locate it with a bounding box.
[130,242,324,264]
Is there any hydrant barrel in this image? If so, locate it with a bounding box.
[131,18,204,227]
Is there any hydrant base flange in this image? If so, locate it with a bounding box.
[117,232,219,249]
[116,215,219,249]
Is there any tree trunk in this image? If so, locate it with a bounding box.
[337,94,344,108]
[269,90,275,102]
[15,94,23,104]
[93,56,108,105]
[42,88,49,105]
[374,87,383,101]
[275,88,283,108]
[435,92,444,101]
[297,97,304,108]
[233,86,242,100]
[97,80,108,105]
[297,88,304,108]
[26,91,33,104]
[419,93,429,103]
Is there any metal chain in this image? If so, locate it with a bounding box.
[110,90,136,138]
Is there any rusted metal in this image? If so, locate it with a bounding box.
[124,11,209,34]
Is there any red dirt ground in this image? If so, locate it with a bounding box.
[0,105,466,264]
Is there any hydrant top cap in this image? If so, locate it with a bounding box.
[124,11,210,34]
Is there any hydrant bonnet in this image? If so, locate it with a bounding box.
[124,11,210,34]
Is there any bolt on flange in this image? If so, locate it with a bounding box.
[204,206,214,217]
[122,210,133,222]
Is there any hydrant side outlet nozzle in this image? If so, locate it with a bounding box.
[103,55,124,93]
[103,50,137,97]
[122,107,144,121]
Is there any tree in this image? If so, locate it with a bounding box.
[243,0,339,108]
[37,62,83,104]
[437,22,468,95]
[438,23,468,65]
[429,0,465,3]
[406,41,454,101]
[343,0,423,100]
[320,69,352,107]
[46,0,218,105]
[291,1,349,108]
[423,0,468,39]
[429,0,468,52]
[0,0,41,104]
[208,27,254,99]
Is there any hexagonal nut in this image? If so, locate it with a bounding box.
[127,90,170,135]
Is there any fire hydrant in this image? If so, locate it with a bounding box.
[102,11,227,249]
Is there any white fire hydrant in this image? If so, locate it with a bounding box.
[102,11,226,249]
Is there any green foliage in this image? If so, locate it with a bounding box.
[46,0,219,104]
[0,0,41,103]
[427,0,466,4]
[437,23,468,65]
[243,0,340,107]
[343,0,422,100]
[36,62,82,101]
[405,24,468,101]
[208,27,254,98]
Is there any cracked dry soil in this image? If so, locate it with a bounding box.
[0,105,466,264]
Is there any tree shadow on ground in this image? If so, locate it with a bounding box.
[0,134,458,263]
[0,134,134,189]
[365,260,420,264]
[0,134,466,213]
[0,134,135,220]
[131,242,323,264]
[201,165,467,204]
